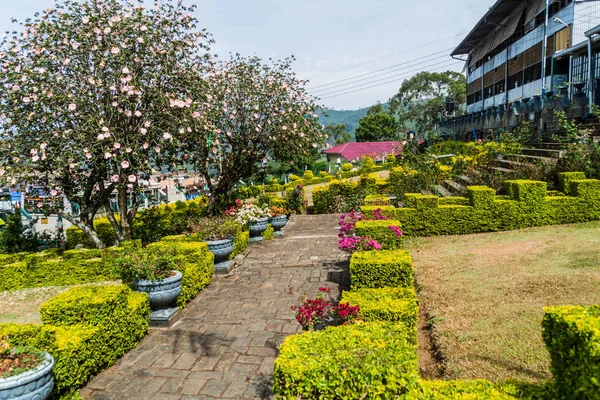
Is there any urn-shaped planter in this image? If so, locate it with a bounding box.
[249,217,269,237]
[205,238,235,263]
[269,215,288,232]
[0,352,54,400]
[134,270,182,310]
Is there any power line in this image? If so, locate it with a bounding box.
[318,60,464,100]
[314,58,463,98]
[309,48,454,92]
[308,32,466,80]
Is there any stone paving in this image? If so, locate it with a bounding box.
[81,214,348,399]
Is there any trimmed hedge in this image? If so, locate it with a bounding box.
[409,380,525,399]
[361,174,600,237]
[0,284,149,397]
[364,194,391,206]
[148,240,214,309]
[1,256,117,291]
[341,287,418,344]
[273,322,419,399]
[349,250,414,290]
[542,305,600,399]
[355,220,403,250]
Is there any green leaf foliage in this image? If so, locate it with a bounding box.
[542,305,600,399]
[341,288,419,344]
[0,284,149,396]
[350,250,414,290]
[355,113,399,142]
[355,220,403,250]
[273,322,419,399]
[360,174,600,237]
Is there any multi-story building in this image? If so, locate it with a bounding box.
[447,0,600,135]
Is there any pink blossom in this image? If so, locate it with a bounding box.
[121,160,130,169]
[82,16,89,24]
[122,66,130,74]
[37,202,43,208]
[143,143,149,149]
[111,175,119,183]
[68,103,77,111]
[104,152,111,159]
[154,146,161,153]
[50,189,57,196]
[128,175,137,183]
[110,47,120,54]
[136,37,144,43]
[140,128,147,134]
[32,155,39,162]
[114,142,121,149]
[23,97,31,103]
[124,110,132,117]
[134,110,142,117]
[126,147,132,153]
[163,132,172,140]
[97,134,105,141]
[86,152,92,159]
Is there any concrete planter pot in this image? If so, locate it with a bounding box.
[249,218,269,238]
[205,237,235,263]
[134,270,182,310]
[269,215,288,232]
[0,352,54,400]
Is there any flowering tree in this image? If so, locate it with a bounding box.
[0,0,213,247]
[181,54,326,212]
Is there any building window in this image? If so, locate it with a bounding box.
[495,80,505,94]
[524,62,542,84]
[508,71,522,89]
[572,55,589,83]
[595,52,600,78]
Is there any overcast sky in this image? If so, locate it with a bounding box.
[1,0,495,110]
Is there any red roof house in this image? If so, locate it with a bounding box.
[322,141,403,164]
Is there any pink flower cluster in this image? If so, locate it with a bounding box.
[388,226,403,237]
[338,210,383,252]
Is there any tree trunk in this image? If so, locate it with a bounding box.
[59,212,106,249]
[118,188,133,241]
[104,202,125,244]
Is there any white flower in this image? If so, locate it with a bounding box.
[82,16,89,24]
[163,132,172,140]
[122,66,130,74]
[134,110,142,117]
[104,152,111,159]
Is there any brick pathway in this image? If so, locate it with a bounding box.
[82,214,348,399]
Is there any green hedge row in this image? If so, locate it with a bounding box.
[361,173,600,237]
[273,322,419,399]
[65,197,209,248]
[0,284,149,397]
[364,194,391,206]
[349,250,414,290]
[355,220,403,250]
[542,305,600,399]
[341,287,418,344]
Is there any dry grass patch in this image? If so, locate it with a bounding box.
[406,221,600,384]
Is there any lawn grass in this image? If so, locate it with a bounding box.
[406,221,600,384]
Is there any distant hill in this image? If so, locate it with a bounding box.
[316,103,390,138]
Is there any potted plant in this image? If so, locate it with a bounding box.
[0,338,54,400]
[116,248,182,310]
[269,206,289,233]
[235,203,270,241]
[189,217,239,266]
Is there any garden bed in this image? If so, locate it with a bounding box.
[406,221,600,383]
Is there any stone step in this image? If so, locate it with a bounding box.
[421,189,433,196]
[433,185,453,197]
[521,148,563,158]
[455,175,472,186]
[443,180,467,195]
[491,166,515,174]
[506,154,559,164]
[534,142,563,150]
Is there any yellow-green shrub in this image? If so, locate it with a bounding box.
[273,322,419,399]
[0,284,149,396]
[355,220,403,250]
[361,175,600,237]
[364,194,391,206]
[409,379,525,399]
[542,305,600,399]
[262,224,274,240]
[341,287,418,344]
[148,241,214,309]
[350,250,413,290]
[341,163,353,172]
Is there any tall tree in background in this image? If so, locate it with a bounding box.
[389,71,466,135]
[325,124,351,146]
[182,55,325,212]
[355,104,398,142]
